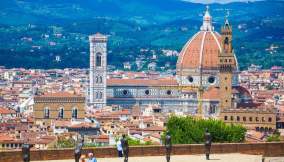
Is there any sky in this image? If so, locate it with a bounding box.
[182,0,263,4]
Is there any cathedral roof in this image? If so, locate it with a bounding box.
[176,31,222,70]
[107,78,178,87]
[38,92,82,98]
[202,86,252,101]
[176,6,237,73]
[202,87,220,100]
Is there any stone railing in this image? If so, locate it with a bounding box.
[1,142,284,162]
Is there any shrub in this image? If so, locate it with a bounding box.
[57,138,75,148]
[165,115,246,144]
[267,134,280,142]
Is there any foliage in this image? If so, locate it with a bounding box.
[165,116,246,144]
[57,138,75,148]
[83,143,104,147]
[127,137,142,146]
[267,134,281,142]
[144,141,153,145]
[115,136,153,146]
[0,1,284,70]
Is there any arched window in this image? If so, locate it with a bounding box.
[224,37,231,53]
[58,107,64,119]
[256,117,259,122]
[96,53,102,67]
[99,76,103,83]
[96,92,99,99]
[100,92,103,99]
[249,117,253,122]
[224,37,229,45]
[96,76,99,83]
[44,107,50,119]
[72,108,78,119]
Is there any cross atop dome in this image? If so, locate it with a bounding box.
[200,5,214,31]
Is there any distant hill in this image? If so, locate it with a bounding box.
[0,0,283,70]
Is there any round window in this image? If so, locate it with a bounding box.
[145,90,150,95]
[208,76,215,84]
[123,90,128,95]
[187,76,194,83]
[167,90,172,95]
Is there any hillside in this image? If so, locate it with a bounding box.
[0,0,283,70]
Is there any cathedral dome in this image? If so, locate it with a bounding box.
[176,6,238,87]
[176,30,222,70]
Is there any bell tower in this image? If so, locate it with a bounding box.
[89,33,107,108]
[218,18,236,110]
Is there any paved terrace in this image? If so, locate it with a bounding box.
[33,154,284,162]
[1,142,284,162]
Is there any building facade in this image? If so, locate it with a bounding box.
[34,92,85,125]
[220,108,276,130]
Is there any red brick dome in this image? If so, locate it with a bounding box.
[176,31,222,70]
[176,6,237,75]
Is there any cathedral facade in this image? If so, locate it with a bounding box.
[88,7,252,117]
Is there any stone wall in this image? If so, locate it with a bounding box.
[0,142,284,162]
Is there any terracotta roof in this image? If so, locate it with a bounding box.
[151,133,161,139]
[202,86,252,101]
[0,107,16,115]
[53,120,71,127]
[0,133,14,141]
[36,136,56,144]
[111,109,131,116]
[202,87,220,100]
[39,92,81,97]
[107,78,178,86]
[69,122,97,129]
[177,31,236,71]
[90,134,109,143]
[143,126,164,131]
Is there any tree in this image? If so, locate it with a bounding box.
[57,138,75,148]
[165,116,246,144]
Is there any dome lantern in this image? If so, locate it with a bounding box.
[200,5,214,31]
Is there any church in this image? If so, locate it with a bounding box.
[88,7,253,117]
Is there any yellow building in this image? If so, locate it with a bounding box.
[34,92,85,126]
[220,108,276,131]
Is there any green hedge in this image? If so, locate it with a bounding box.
[165,116,246,144]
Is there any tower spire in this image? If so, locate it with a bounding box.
[200,5,214,31]
[225,10,230,26]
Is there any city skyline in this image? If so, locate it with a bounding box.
[0,1,283,162]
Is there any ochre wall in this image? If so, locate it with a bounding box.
[1,142,284,162]
[34,97,85,125]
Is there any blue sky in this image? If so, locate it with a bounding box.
[182,0,263,4]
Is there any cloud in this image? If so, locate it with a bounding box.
[182,0,263,4]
